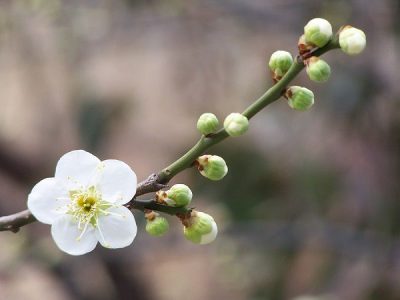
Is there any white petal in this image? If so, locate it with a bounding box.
[27,178,69,224]
[200,221,218,245]
[95,206,137,249]
[55,150,100,190]
[96,160,137,205]
[51,214,98,255]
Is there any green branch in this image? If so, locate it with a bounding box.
[157,39,339,183]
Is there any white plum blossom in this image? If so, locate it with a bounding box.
[27,150,138,255]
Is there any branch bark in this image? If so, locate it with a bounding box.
[0,210,35,232]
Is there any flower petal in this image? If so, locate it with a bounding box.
[96,159,137,205]
[95,206,137,249]
[27,178,69,224]
[200,221,218,245]
[55,150,100,190]
[51,214,98,255]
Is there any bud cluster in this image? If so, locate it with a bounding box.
[145,17,365,248]
[149,184,218,244]
[271,18,365,111]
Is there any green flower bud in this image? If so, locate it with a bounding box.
[197,155,228,181]
[146,214,169,237]
[223,113,249,137]
[196,113,219,135]
[183,211,218,245]
[268,50,293,78]
[156,184,193,207]
[339,26,366,55]
[286,86,314,111]
[306,57,331,83]
[167,184,193,207]
[304,18,332,47]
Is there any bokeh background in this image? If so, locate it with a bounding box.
[0,0,398,299]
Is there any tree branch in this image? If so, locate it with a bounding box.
[157,39,339,183]
[0,39,339,233]
[128,199,191,215]
[0,209,35,232]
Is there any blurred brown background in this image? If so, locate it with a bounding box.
[0,0,398,299]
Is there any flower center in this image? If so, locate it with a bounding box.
[77,195,97,212]
[66,186,107,234]
[66,186,122,244]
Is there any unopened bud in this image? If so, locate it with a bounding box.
[339,26,366,55]
[197,113,219,135]
[304,18,332,47]
[268,50,293,78]
[196,155,228,181]
[145,213,169,237]
[223,113,249,137]
[156,184,193,207]
[286,86,314,111]
[183,211,218,245]
[306,57,331,83]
